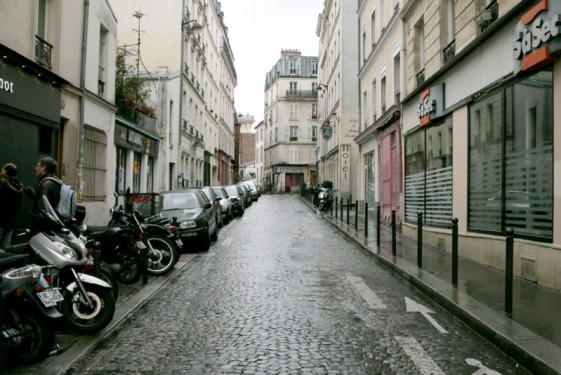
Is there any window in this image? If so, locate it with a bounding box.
[312,126,317,142]
[290,126,298,141]
[445,0,455,44]
[469,68,553,241]
[362,31,367,63]
[116,147,127,195]
[289,104,298,119]
[83,126,107,201]
[415,19,425,84]
[312,61,318,75]
[380,0,385,32]
[371,10,376,46]
[381,76,387,113]
[362,90,368,128]
[38,0,47,38]
[372,80,377,121]
[289,60,297,74]
[404,117,453,227]
[98,26,108,97]
[146,157,154,192]
[311,103,318,119]
[394,53,401,103]
[289,148,299,164]
[132,152,142,193]
[289,82,297,93]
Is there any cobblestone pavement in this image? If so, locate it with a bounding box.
[14,195,534,374]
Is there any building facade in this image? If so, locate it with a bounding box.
[400,0,561,290]
[355,0,404,223]
[263,50,319,194]
[316,0,360,201]
[0,0,118,226]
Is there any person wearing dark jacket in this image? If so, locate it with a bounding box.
[34,156,61,214]
[0,163,24,249]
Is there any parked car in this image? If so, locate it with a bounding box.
[238,183,253,208]
[191,186,223,227]
[242,180,260,201]
[158,189,219,251]
[224,184,245,217]
[212,186,234,225]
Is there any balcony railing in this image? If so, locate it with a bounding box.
[286,90,318,99]
[416,69,425,86]
[443,39,456,63]
[479,1,499,33]
[35,35,53,69]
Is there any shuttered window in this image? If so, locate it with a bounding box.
[83,126,107,201]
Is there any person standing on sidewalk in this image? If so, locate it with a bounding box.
[0,163,24,250]
[34,156,61,213]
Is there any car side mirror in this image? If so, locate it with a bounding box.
[204,202,211,209]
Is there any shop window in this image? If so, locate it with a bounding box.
[83,126,107,201]
[405,117,453,227]
[133,152,142,193]
[116,147,127,195]
[146,157,154,192]
[468,68,553,241]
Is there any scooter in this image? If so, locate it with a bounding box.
[9,191,115,335]
[317,188,333,211]
[0,252,62,364]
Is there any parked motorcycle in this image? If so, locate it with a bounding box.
[317,188,333,211]
[0,252,62,364]
[10,191,116,335]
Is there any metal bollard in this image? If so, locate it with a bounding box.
[452,218,459,286]
[505,227,514,314]
[335,197,338,219]
[355,200,358,231]
[417,212,423,268]
[340,197,344,221]
[376,204,381,246]
[93,244,101,278]
[391,209,397,256]
[346,199,350,226]
[141,246,149,285]
[364,202,369,237]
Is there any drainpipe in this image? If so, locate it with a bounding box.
[77,0,90,203]
[176,0,186,189]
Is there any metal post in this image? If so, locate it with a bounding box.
[346,199,350,225]
[505,228,514,314]
[93,244,101,278]
[364,202,369,237]
[330,197,333,217]
[142,247,149,285]
[391,209,396,256]
[335,196,338,219]
[452,218,459,286]
[417,212,423,268]
[355,200,358,231]
[376,204,381,246]
[340,197,344,221]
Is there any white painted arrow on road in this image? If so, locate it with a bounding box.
[347,275,387,309]
[405,297,448,334]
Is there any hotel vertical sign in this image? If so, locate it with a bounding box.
[513,0,561,75]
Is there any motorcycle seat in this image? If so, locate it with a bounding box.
[87,227,123,242]
[0,253,28,271]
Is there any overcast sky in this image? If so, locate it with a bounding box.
[219,0,323,125]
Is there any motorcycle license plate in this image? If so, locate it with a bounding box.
[37,289,64,307]
[136,240,146,250]
[175,239,183,247]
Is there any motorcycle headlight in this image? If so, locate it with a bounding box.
[7,265,43,281]
[78,223,88,233]
[53,241,78,260]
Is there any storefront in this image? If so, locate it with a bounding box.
[114,117,160,194]
[0,44,66,228]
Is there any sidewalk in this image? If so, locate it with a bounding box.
[299,196,561,375]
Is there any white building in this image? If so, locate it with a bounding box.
[263,50,319,194]
[316,0,360,201]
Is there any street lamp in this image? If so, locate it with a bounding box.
[316,83,328,91]
[182,18,203,33]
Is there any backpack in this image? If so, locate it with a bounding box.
[43,177,78,220]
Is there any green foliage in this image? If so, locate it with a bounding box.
[321,180,333,189]
[115,48,155,122]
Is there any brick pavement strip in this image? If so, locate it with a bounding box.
[2,254,197,375]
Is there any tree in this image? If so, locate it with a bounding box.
[115,48,155,123]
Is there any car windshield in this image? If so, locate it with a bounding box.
[162,192,200,210]
[225,186,238,196]
[212,188,225,198]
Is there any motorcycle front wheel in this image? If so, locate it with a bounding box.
[61,284,115,335]
[144,233,179,276]
[113,246,142,285]
[4,307,55,364]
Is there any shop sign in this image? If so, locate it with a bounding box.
[273,166,305,174]
[0,77,14,94]
[513,0,561,75]
[417,84,444,127]
[322,122,333,140]
[341,144,350,179]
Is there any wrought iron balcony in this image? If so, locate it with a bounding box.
[479,1,498,33]
[416,69,425,86]
[285,90,318,99]
[35,35,53,69]
[443,39,456,63]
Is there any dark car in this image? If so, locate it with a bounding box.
[191,186,223,227]
[242,180,259,201]
[224,184,245,217]
[158,189,218,251]
[238,183,253,208]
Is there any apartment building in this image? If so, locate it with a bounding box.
[263,50,319,194]
[111,0,236,189]
[316,0,360,201]
[355,0,404,224]
[254,120,265,188]
[400,0,561,290]
[0,0,118,225]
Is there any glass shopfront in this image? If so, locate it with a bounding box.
[468,68,553,241]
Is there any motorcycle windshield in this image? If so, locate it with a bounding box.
[42,195,65,228]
